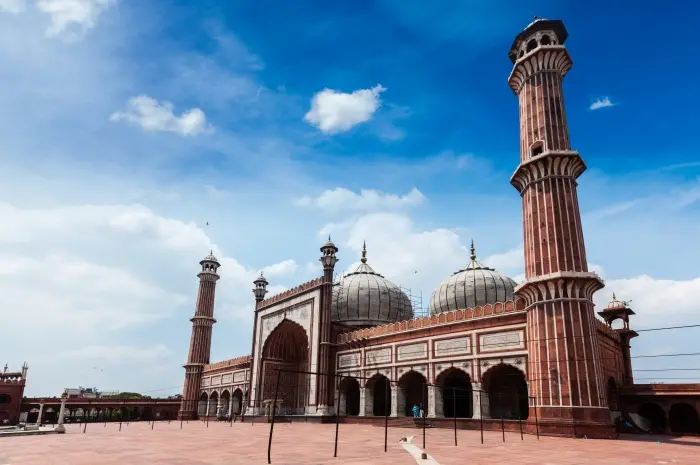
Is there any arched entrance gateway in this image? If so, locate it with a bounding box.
[220,390,230,418]
[260,319,309,415]
[232,388,243,415]
[367,374,391,416]
[482,364,528,420]
[198,392,208,417]
[639,403,666,432]
[437,368,472,418]
[337,377,360,416]
[669,403,700,434]
[398,371,428,417]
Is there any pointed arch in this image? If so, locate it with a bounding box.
[338,376,361,416]
[398,370,428,417]
[482,363,528,420]
[436,367,472,418]
[366,373,391,416]
[231,388,244,415]
[198,392,208,416]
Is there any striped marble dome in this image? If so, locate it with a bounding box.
[429,241,517,316]
[331,243,413,328]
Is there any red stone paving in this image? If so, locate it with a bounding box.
[0,421,698,464]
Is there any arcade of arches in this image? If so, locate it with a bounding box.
[260,320,309,415]
[198,388,245,418]
[337,363,528,420]
[638,402,700,434]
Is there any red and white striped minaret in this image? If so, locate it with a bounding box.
[508,18,613,435]
[178,251,220,420]
[316,237,338,414]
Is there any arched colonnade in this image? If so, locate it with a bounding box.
[198,387,246,418]
[336,362,529,420]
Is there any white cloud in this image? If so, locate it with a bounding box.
[110,95,210,136]
[295,187,425,211]
[261,259,298,277]
[589,96,616,110]
[0,0,25,13]
[37,0,115,38]
[304,84,386,133]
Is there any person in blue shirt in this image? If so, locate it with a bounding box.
[412,404,420,418]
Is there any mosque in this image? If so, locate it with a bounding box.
[176,18,700,437]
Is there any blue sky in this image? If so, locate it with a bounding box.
[0,0,698,397]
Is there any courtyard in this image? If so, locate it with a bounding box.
[0,420,698,464]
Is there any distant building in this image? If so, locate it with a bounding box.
[0,363,28,424]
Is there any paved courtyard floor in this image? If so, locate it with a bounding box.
[0,420,698,464]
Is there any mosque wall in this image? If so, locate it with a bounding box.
[595,320,625,388]
[335,303,529,385]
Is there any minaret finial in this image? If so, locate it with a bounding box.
[361,240,367,264]
[470,239,476,261]
[328,235,331,241]
[612,292,616,300]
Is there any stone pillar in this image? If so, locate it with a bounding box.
[54,398,67,433]
[216,397,222,417]
[205,397,210,417]
[228,398,233,417]
[337,390,347,416]
[358,387,367,416]
[391,387,400,417]
[36,403,44,425]
[427,386,444,418]
[471,383,490,419]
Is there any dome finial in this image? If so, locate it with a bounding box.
[612,292,616,300]
[470,239,476,261]
[361,240,367,264]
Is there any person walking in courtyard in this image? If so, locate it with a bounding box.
[412,404,419,418]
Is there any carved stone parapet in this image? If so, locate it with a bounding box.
[508,46,573,95]
[510,151,586,193]
[514,272,604,308]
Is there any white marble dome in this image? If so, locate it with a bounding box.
[429,242,517,315]
[331,243,413,328]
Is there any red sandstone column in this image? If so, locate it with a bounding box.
[316,237,338,414]
[178,252,220,421]
[508,18,613,436]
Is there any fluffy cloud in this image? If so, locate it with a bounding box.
[304,84,386,134]
[0,0,115,38]
[110,95,210,136]
[0,0,25,13]
[295,187,425,211]
[589,96,616,110]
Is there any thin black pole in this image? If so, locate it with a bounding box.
[534,396,540,440]
[422,382,426,450]
[151,400,155,430]
[334,375,342,458]
[517,392,523,440]
[384,380,388,453]
[453,387,457,446]
[479,390,483,445]
[119,401,124,432]
[267,369,281,465]
[83,401,90,433]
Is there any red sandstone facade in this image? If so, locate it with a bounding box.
[178,18,700,437]
[0,363,27,424]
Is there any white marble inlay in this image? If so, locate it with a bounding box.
[339,353,360,368]
[479,330,524,352]
[435,337,471,356]
[365,347,391,365]
[397,343,427,361]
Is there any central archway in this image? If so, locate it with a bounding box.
[398,371,428,417]
[261,319,309,414]
[483,364,528,420]
[437,368,472,418]
[669,403,700,434]
[367,374,391,416]
[338,377,360,416]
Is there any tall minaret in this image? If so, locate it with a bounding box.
[508,18,612,434]
[317,236,338,413]
[247,272,268,413]
[178,251,220,420]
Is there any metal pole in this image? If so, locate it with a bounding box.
[267,369,281,465]
[479,389,483,445]
[517,392,523,440]
[151,400,155,430]
[83,401,90,433]
[501,415,505,442]
[534,396,540,440]
[119,401,124,432]
[384,379,388,453]
[422,382,426,450]
[452,387,457,446]
[334,375,342,458]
